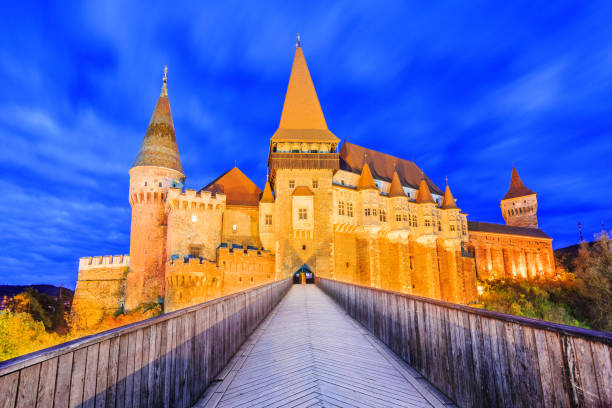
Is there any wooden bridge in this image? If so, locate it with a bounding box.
[1,279,610,407]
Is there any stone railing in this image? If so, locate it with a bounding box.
[0,279,291,408]
[317,278,612,408]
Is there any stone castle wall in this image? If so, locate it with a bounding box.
[469,231,554,280]
[72,255,129,329]
[164,246,275,312]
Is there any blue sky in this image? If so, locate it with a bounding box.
[1,1,611,288]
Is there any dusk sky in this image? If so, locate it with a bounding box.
[1,1,611,288]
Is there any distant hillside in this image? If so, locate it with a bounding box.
[0,284,74,299]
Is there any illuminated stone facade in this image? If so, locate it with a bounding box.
[72,45,555,327]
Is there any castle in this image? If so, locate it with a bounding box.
[72,43,555,328]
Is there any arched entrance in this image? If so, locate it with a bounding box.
[292,264,315,284]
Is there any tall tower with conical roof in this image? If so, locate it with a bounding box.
[125,67,185,311]
[267,37,340,279]
[501,166,538,228]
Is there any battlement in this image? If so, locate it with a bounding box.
[166,187,226,212]
[217,243,271,257]
[79,255,130,270]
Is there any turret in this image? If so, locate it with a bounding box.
[389,170,408,231]
[501,166,538,228]
[358,162,380,227]
[125,67,184,311]
[417,177,437,234]
[259,176,275,251]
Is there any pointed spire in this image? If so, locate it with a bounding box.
[416,178,435,204]
[271,39,339,143]
[502,166,535,200]
[389,171,405,197]
[441,183,458,209]
[357,162,378,191]
[132,66,183,174]
[260,177,275,203]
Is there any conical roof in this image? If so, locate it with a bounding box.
[133,69,183,174]
[503,166,535,200]
[389,171,406,197]
[260,179,275,203]
[271,45,339,143]
[441,184,458,209]
[357,163,378,191]
[416,178,435,204]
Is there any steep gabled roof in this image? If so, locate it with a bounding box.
[293,186,314,196]
[201,167,262,206]
[441,184,458,209]
[503,166,535,200]
[357,163,378,191]
[339,142,442,195]
[468,221,550,239]
[416,178,435,204]
[271,45,339,143]
[260,179,275,203]
[389,171,406,197]
[133,69,183,173]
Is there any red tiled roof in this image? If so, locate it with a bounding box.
[201,167,262,206]
[339,142,442,195]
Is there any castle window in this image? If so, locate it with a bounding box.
[232,224,237,232]
[425,219,431,227]
[372,208,377,216]
[338,201,345,216]
[192,215,198,222]
[159,182,162,187]
[312,179,318,189]
[396,214,402,222]
[189,246,201,258]
[379,210,386,222]
[438,221,442,231]
[239,276,242,282]
[298,208,308,220]
[144,181,147,186]
[341,180,345,185]
[347,203,354,217]
[450,225,456,232]
[302,245,306,250]
[403,214,408,222]
[364,208,371,216]
[289,180,295,189]
[251,277,254,283]
[412,215,418,227]
[265,214,272,225]
[409,256,414,270]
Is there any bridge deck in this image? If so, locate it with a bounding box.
[195,285,454,408]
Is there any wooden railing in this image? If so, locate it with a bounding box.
[0,279,291,408]
[317,278,612,408]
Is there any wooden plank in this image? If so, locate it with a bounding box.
[94,340,110,408]
[533,329,555,407]
[561,333,584,406]
[544,331,570,408]
[116,334,129,408]
[131,329,143,408]
[53,353,74,408]
[0,371,20,408]
[69,347,88,408]
[82,343,100,408]
[140,325,152,408]
[36,357,58,407]
[124,331,137,407]
[521,327,544,407]
[589,341,612,406]
[16,363,41,407]
[105,336,120,408]
[572,337,601,406]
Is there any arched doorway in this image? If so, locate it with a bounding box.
[292,264,315,284]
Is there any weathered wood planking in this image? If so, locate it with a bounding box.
[0,279,291,408]
[317,277,612,408]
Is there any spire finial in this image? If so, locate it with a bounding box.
[445,175,449,186]
[161,65,168,97]
[578,221,584,242]
[296,33,301,48]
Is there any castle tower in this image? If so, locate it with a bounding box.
[126,67,185,310]
[501,166,538,228]
[268,37,340,279]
